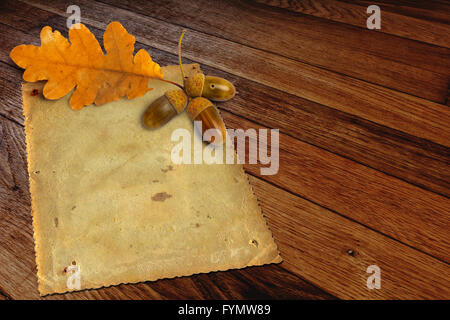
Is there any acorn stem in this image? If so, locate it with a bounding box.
[178,30,187,80]
[152,30,187,91]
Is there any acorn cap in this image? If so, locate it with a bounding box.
[186,97,213,120]
[184,73,205,97]
[164,89,188,113]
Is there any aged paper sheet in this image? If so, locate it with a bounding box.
[22,64,281,295]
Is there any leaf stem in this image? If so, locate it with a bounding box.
[156,78,184,90]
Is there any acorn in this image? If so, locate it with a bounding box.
[184,73,235,102]
[187,97,227,146]
[143,89,188,129]
[178,30,235,102]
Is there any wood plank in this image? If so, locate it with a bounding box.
[99,0,450,103]
[249,175,450,299]
[254,0,450,48]
[48,266,334,300]
[200,63,450,197]
[221,111,450,263]
[0,62,25,125]
[1,115,449,299]
[19,0,450,149]
[344,0,450,24]
[0,0,54,31]
[0,115,332,300]
[0,116,37,300]
[0,14,448,198]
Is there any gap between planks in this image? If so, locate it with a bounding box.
[0,289,11,300]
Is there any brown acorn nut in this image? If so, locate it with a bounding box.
[143,89,188,129]
[184,73,235,102]
[187,97,227,146]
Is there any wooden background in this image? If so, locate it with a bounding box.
[0,0,449,300]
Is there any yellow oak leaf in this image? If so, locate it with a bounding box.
[10,22,164,110]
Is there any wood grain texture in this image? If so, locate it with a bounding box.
[0,0,448,260]
[100,0,450,103]
[0,0,449,300]
[0,62,24,125]
[21,0,450,149]
[0,8,448,199]
[221,111,450,263]
[344,0,450,24]
[254,0,450,48]
[0,116,448,299]
[0,0,54,31]
[249,176,450,299]
[200,64,450,197]
[0,115,333,300]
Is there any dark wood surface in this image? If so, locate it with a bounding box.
[0,0,449,300]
